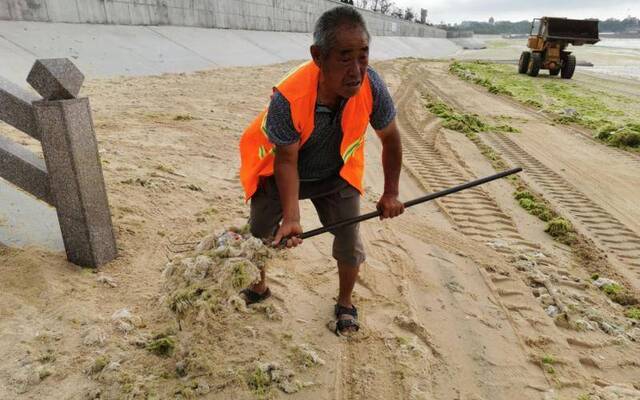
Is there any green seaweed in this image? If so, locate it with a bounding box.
[600,283,638,306]
[246,366,271,398]
[231,260,253,289]
[449,61,640,151]
[92,355,110,374]
[625,307,640,320]
[146,335,176,357]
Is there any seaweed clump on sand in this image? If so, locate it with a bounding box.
[162,226,273,328]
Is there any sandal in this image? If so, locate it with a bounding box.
[334,304,360,336]
[240,287,271,305]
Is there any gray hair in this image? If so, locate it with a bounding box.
[313,6,370,58]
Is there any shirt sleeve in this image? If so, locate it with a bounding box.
[367,66,397,131]
[265,90,300,146]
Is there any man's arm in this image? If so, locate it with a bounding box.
[273,142,303,247]
[375,118,404,219]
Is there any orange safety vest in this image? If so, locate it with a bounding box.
[239,61,373,200]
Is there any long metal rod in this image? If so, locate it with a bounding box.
[299,167,522,240]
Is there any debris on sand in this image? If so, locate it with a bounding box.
[291,344,325,368]
[96,274,117,288]
[146,333,176,357]
[82,327,107,347]
[111,308,142,333]
[593,277,619,289]
[252,302,284,321]
[247,362,302,395]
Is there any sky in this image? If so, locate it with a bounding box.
[389,0,640,24]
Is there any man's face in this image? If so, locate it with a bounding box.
[316,25,369,99]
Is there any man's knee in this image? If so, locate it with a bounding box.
[332,227,365,266]
[248,212,279,239]
[249,190,282,239]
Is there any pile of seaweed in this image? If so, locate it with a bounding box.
[162,226,272,328]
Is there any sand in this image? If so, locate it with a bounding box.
[1,57,640,399]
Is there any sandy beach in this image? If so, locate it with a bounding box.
[1,43,640,399]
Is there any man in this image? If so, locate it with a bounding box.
[239,6,403,335]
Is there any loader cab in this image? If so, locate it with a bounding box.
[531,18,542,36]
[527,18,545,51]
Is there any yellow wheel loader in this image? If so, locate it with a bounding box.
[518,17,600,79]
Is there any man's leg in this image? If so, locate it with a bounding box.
[248,177,282,296]
[337,261,360,308]
[311,183,365,332]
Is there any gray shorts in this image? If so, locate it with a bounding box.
[249,175,365,266]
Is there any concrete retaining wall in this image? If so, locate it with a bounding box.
[0,0,445,38]
[0,21,459,86]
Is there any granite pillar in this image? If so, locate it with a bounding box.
[32,97,117,267]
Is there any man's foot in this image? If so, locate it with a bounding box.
[240,287,271,305]
[334,303,360,336]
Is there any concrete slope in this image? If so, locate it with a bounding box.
[0,21,459,85]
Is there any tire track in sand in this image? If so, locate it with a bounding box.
[395,64,537,254]
[383,59,640,394]
[484,132,640,279]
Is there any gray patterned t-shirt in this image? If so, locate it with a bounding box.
[265,66,396,181]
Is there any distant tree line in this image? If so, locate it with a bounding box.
[444,20,531,34]
[440,16,639,35]
[599,17,640,33]
[340,0,429,24]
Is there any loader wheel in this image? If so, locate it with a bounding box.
[561,54,576,79]
[549,68,560,76]
[527,52,541,77]
[518,51,530,74]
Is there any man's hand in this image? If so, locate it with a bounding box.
[376,193,404,219]
[272,220,303,248]
[375,119,403,219]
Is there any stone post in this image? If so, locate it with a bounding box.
[29,59,117,267]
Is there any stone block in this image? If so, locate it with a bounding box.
[33,98,117,267]
[0,75,41,140]
[0,135,51,204]
[27,59,84,101]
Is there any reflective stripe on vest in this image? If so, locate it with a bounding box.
[239,61,373,200]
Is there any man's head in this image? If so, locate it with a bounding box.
[311,6,370,99]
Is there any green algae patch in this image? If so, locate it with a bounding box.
[425,99,518,135]
[91,355,110,374]
[596,282,638,306]
[541,355,556,365]
[230,260,254,290]
[625,307,640,320]
[247,366,272,398]
[607,124,640,148]
[514,189,555,222]
[426,100,488,134]
[545,218,578,245]
[147,334,176,357]
[449,61,640,151]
